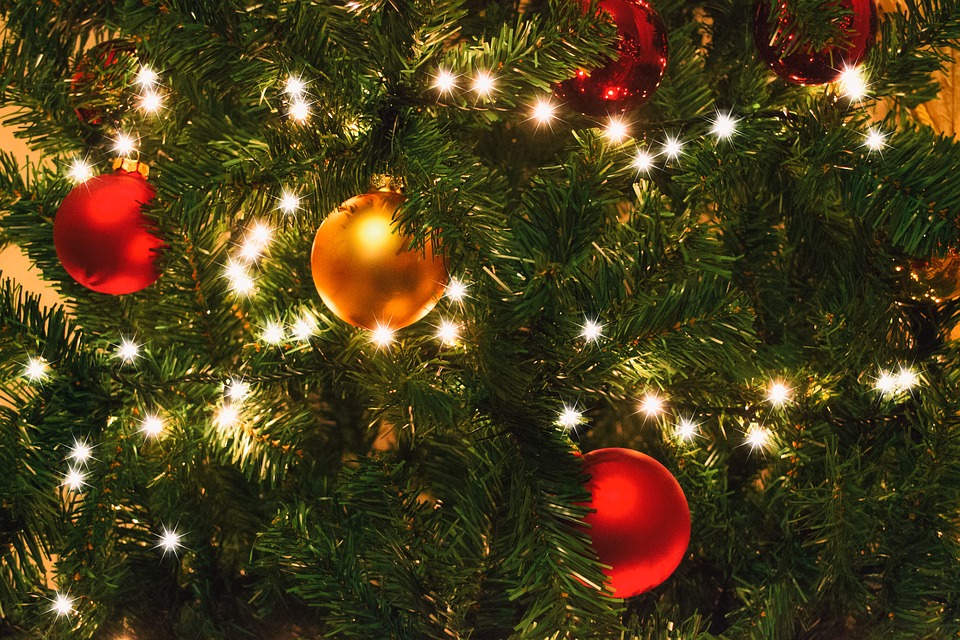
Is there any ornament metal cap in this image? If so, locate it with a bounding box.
[112,157,149,178]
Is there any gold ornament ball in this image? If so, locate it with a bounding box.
[911,251,960,302]
[311,189,447,331]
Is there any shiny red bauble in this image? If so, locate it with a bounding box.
[555,0,668,117]
[753,0,878,85]
[54,167,163,295]
[580,448,690,598]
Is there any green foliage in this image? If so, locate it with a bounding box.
[0,0,959,638]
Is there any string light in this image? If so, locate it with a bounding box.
[472,71,495,98]
[50,592,74,617]
[67,159,93,183]
[436,320,460,346]
[864,128,887,152]
[370,325,395,348]
[278,190,300,214]
[24,357,48,381]
[662,136,684,160]
[838,65,868,100]
[239,222,273,262]
[289,99,310,122]
[135,66,158,88]
[261,321,286,345]
[112,132,137,156]
[292,314,315,341]
[676,418,698,441]
[116,338,140,364]
[633,148,655,173]
[68,439,92,465]
[284,76,306,97]
[580,319,602,342]
[639,393,664,417]
[138,89,163,114]
[225,379,250,403]
[246,222,273,247]
[141,414,164,438]
[767,381,791,406]
[604,117,629,143]
[445,278,468,302]
[224,259,255,296]
[434,69,456,94]
[531,99,557,126]
[896,366,919,391]
[215,404,240,429]
[746,425,770,450]
[875,370,899,395]
[557,405,583,429]
[155,526,183,557]
[710,112,738,140]
[63,467,86,492]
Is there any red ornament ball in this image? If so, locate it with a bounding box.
[580,448,690,598]
[753,0,878,86]
[54,167,163,295]
[555,0,668,117]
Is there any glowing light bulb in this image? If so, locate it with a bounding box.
[50,592,74,616]
[746,425,770,450]
[136,66,158,88]
[289,99,310,122]
[604,117,629,143]
[896,367,918,391]
[436,320,460,346]
[864,128,887,152]
[68,439,92,464]
[445,278,468,302]
[113,132,137,156]
[63,467,86,491]
[225,379,249,403]
[261,321,285,345]
[278,190,300,214]
[370,325,395,348]
[580,320,602,342]
[117,338,140,363]
[710,112,738,140]
[141,414,164,438]
[24,357,48,381]
[472,71,495,98]
[875,371,898,395]
[531,99,557,126]
[67,159,93,184]
[239,222,273,262]
[216,404,240,428]
[767,381,790,406]
[640,393,664,417]
[676,418,697,441]
[662,136,684,160]
[292,315,315,341]
[838,65,868,100]
[224,259,255,296]
[633,149,655,173]
[434,69,456,93]
[247,222,273,248]
[557,405,583,429]
[139,89,163,114]
[285,76,306,97]
[156,526,183,556]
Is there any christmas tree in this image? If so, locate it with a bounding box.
[1,0,960,637]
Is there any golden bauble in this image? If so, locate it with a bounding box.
[911,250,960,303]
[310,189,447,330]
